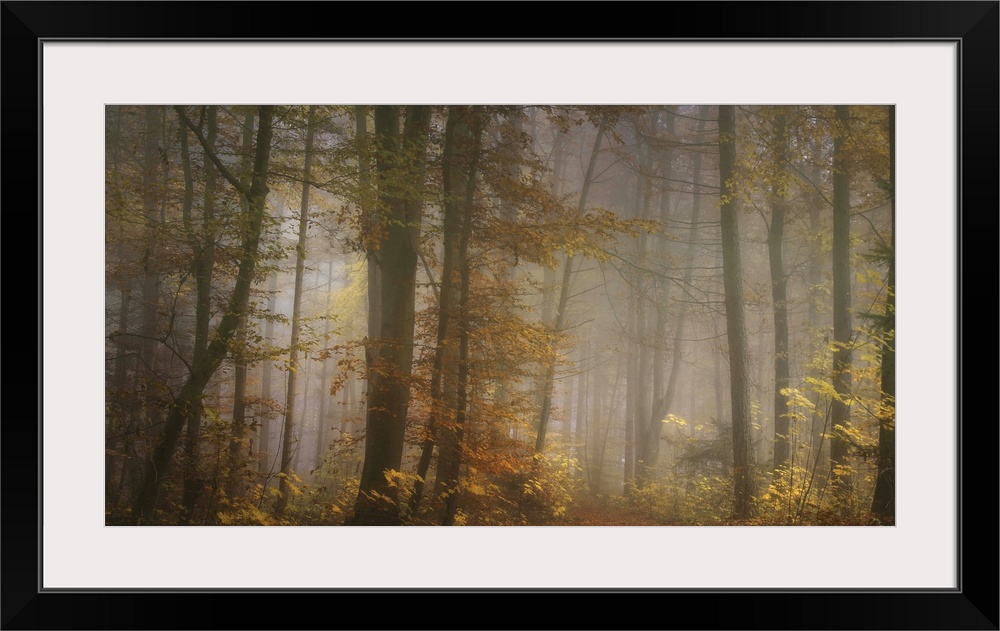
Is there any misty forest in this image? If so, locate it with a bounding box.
[105,105,894,526]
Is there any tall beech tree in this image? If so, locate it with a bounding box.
[870,106,895,522]
[352,105,432,526]
[178,105,218,525]
[410,105,478,514]
[830,105,854,511]
[718,104,758,519]
[441,108,483,526]
[766,109,792,485]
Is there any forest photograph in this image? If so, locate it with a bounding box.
[104,104,895,527]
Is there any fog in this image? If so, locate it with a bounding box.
[106,105,894,526]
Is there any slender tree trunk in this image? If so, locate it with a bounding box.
[535,129,566,421]
[411,106,472,514]
[642,110,702,480]
[315,260,335,473]
[713,319,725,422]
[257,196,284,479]
[767,111,792,484]
[140,106,163,434]
[588,362,604,496]
[634,137,654,487]
[719,105,759,519]
[132,106,274,524]
[806,153,827,471]
[442,111,482,524]
[830,105,854,511]
[636,106,684,487]
[293,353,311,475]
[623,270,637,494]
[107,106,132,504]
[575,339,589,478]
[871,106,895,521]
[535,116,607,452]
[227,111,257,502]
[276,105,317,517]
[355,106,382,411]
[181,105,218,525]
[353,106,432,525]
[108,283,131,504]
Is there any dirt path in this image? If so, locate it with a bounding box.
[560,496,672,526]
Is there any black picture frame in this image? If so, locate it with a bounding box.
[6,2,997,629]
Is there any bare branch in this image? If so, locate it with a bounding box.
[174,106,249,196]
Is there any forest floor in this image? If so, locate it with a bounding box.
[559,495,677,526]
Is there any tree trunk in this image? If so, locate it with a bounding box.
[767,111,792,485]
[871,106,895,522]
[107,105,133,506]
[575,339,589,479]
[442,109,482,525]
[719,105,759,519]
[410,105,474,515]
[293,353,311,475]
[227,110,256,502]
[830,105,854,511]
[642,109,702,481]
[535,116,607,452]
[131,105,274,524]
[314,260,335,473]
[257,196,284,481]
[181,105,218,525]
[355,106,383,405]
[276,105,317,517]
[633,136,654,487]
[623,268,637,494]
[636,106,684,488]
[353,106,432,525]
[140,106,163,434]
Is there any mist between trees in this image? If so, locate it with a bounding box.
[105,105,894,526]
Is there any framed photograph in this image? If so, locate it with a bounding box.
[10,2,997,628]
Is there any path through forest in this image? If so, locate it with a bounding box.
[560,496,673,526]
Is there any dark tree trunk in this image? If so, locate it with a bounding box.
[871,106,895,522]
[830,105,854,511]
[767,111,792,484]
[353,106,432,525]
[228,110,257,501]
[181,105,218,525]
[718,105,759,519]
[805,150,827,472]
[410,105,474,515]
[107,106,133,506]
[132,106,274,524]
[442,109,482,525]
[140,106,163,434]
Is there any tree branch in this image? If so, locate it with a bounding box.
[174,106,248,197]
